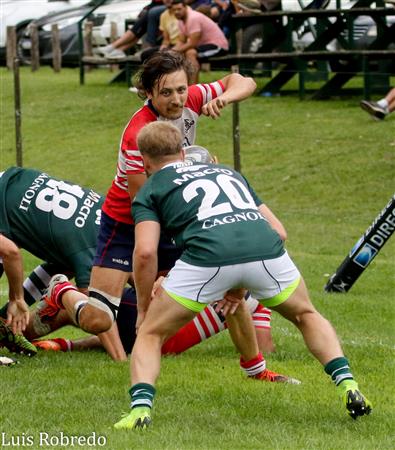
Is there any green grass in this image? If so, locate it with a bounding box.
[1,67,394,450]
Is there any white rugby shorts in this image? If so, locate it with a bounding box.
[162,251,301,312]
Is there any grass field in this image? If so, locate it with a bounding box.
[1,67,394,450]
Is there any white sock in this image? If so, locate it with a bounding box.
[377,99,389,112]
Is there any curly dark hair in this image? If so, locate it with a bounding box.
[134,50,194,98]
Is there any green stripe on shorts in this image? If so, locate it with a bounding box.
[261,277,301,307]
[165,290,207,313]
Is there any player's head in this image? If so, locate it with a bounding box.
[184,145,214,164]
[138,122,183,174]
[135,50,193,119]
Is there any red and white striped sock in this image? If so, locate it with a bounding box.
[52,338,73,352]
[162,304,225,354]
[240,352,266,377]
[252,304,272,329]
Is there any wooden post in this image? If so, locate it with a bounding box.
[110,22,118,71]
[6,26,17,70]
[13,58,23,167]
[235,29,243,55]
[51,24,62,72]
[231,65,241,173]
[30,24,40,71]
[110,21,118,43]
[84,21,93,56]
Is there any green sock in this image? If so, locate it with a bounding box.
[129,383,156,410]
[324,356,354,387]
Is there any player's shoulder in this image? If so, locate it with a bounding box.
[123,104,157,139]
[0,166,38,189]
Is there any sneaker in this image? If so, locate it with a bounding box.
[0,319,37,357]
[114,407,152,430]
[98,44,114,57]
[339,381,372,419]
[32,338,71,352]
[0,355,19,366]
[106,48,127,60]
[252,368,301,385]
[360,100,388,120]
[39,274,75,320]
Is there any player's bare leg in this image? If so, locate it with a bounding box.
[226,299,299,384]
[42,269,128,334]
[271,277,372,419]
[114,288,195,430]
[24,309,72,341]
[78,266,128,333]
[40,272,128,359]
[256,327,275,354]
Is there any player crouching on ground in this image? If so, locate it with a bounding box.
[114,121,372,430]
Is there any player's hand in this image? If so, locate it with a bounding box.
[201,97,228,119]
[6,299,29,334]
[215,288,245,316]
[151,276,165,300]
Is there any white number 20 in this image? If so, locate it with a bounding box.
[182,174,256,220]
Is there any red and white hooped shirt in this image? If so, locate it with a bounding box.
[102,81,225,224]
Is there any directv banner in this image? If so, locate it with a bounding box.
[325,194,395,293]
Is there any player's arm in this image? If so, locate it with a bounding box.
[201,73,257,119]
[258,204,287,241]
[133,221,161,330]
[0,234,29,333]
[172,32,187,50]
[127,173,147,201]
[97,322,127,361]
[173,31,201,53]
[160,28,171,49]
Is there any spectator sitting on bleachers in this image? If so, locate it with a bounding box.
[99,0,166,59]
[136,0,180,62]
[171,0,229,83]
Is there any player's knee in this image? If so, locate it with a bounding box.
[79,288,120,334]
[79,307,113,334]
[291,308,321,328]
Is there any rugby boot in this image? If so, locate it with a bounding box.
[0,318,37,356]
[338,380,372,419]
[114,407,152,430]
[252,368,301,385]
[39,274,77,319]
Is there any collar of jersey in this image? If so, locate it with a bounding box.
[147,99,159,117]
[161,161,186,170]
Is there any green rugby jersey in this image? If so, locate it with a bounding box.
[132,162,284,267]
[0,167,102,287]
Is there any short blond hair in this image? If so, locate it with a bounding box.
[137,122,183,161]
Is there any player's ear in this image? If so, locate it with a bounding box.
[142,154,152,176]
[211,155,218,164]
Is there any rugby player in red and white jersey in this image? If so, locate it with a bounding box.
[46,50,257,335]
